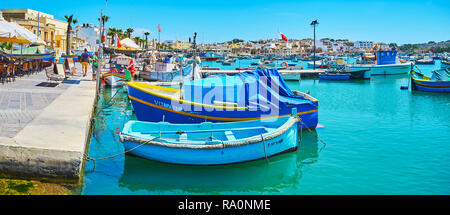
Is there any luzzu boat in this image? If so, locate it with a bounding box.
[126,68,319,130]
[350,50,412,75]
[119,115,299,165]
[319,73,351,80]
[411,68,450,93]
[441,59,450,69]
[102,69,126,87]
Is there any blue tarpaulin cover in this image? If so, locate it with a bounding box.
[183,68,312,109]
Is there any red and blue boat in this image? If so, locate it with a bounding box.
[126,68,318,130]
[102,69,127,88]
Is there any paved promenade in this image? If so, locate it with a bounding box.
[0,63,97,180]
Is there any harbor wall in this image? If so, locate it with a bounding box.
[0,79,96,181]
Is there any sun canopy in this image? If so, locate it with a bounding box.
[120,38,140,50]
[0,15,46,45]
[183,68,312,108]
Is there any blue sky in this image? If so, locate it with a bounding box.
[2,0,449,44]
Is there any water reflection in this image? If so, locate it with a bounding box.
[118,130,320,194]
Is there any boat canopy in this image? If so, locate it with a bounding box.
[183,68,312,109]
[377,50,397,65]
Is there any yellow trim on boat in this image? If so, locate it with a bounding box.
[102,73,126,79]
[128,95,318,121]
[411,72,449,83]
[127,81,248,110]
[413,82,450,88]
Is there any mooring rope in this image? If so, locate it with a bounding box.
[293,114,326,147]
[260,134,270,164]
[84,136,159,171]
[94,86,124,116]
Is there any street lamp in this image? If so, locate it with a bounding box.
[310,20,319,69]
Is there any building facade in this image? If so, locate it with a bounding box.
[354,41,374,50]
[1,8,68,56]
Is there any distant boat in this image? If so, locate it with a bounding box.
[307,61,323,68]
[235,67,256,70]
[319,72,351,80]
[200,52,221,61]
[222,59,233,65]
[349,51,411,75]
[415,58,435,65]
[327,60,371,79]
[410,68,450,92]
[441,59,450,69]
[119,115,299,165]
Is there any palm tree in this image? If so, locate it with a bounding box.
[64,14,78,55]
[144,32,150,49]
[101,15,109,28]
[133,36,141,47]
[140,38,146,49]
[126,28,134,38]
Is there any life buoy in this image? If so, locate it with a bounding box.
[281,61,288,68]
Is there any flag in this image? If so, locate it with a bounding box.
[117,36,122,48]
[127,59,136,72]
[157,24,161,32]
[279,31,288,42]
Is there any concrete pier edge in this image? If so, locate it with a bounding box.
[0,77,97,182]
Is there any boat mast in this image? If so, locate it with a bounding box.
[192,32,197,81]
[310,20,319,70]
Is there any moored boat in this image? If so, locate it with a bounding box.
[415,58,435,65]
[307,61,323,68]
[200,52,221,61]
[410,68,450,93]
[319,73,351,80]
[441,59,450,69]
[126,68,319,130]
[349,50,412,75]
[102,70,126,87]
[119,115,299,165]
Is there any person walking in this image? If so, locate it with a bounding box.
[80,48,90,77]
[91,51,98,80]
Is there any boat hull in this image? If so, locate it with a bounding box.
[350,63,411,76]
[201,57,220,61]
[319,73,350,80]
[120,118,298,165]
[411,73,450,93]
[441,62,450,69]
[127,83,319,130]
[102,72,126,87]
[280,73,300,81]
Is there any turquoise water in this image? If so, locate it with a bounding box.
[82,60,450,194]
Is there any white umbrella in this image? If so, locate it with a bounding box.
[0,15,45,45]
[0,14,46,59]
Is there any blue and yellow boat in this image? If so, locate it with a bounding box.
[411,69,450,93]
[126,68,318,130]
[119,115,299,165]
